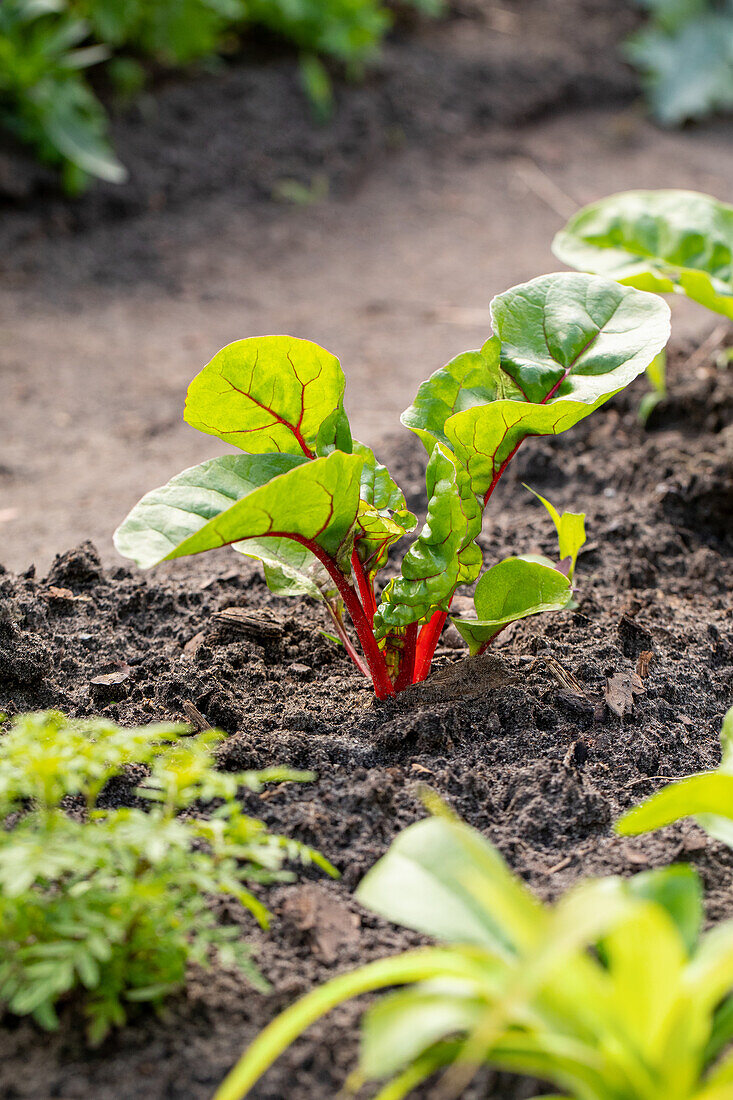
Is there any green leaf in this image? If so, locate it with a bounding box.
[489,272,671,404]
[553,190,733,320]
[373,445,481,635]
[234,538,336,602]
[356,816,542,953]
[400,336,510,452]
[353,442,416,579]
[451,558,571,656]
[625,12,733,126]
[40,80,126,184]
[443,274,670,498]
[184,336,348,457]
[524,485,586,580]
[616,772,733,846]
[361,987,481,1079]
[625,865,702,956]
[114,451,363,571]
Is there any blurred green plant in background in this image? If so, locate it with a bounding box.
[628,0,733,125]
[0,0,444,193]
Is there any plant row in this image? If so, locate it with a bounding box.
[1,188,731,1095]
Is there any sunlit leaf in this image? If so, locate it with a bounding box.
[553,190,733,320]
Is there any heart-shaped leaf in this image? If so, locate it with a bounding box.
[452,558,571,655]
[443,274,670,497]
[185,336,348,457]
[114,451,363,571]
[373,445,482,636]
[489,272,672,405]
[553,190,733,320]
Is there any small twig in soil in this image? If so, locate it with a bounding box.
[182,701,212,731]
[544,656,588,696]
[684,322,730,374]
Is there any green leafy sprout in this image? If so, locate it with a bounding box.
[617,706,733,848]
[0,711,334,1044]
[553,188,733,421]
[114,272,669,699]
[214,810,733,1100]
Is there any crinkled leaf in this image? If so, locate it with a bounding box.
[353,441,416,579]
[184,336,347,457]
[524,485,586,580]
[452,558,571,656]
[443,274,670,497]
[400,336,512,451]
[373,445,481,636]
[489,272,672,405]
[114,451,363,571]
[553,190,733,320]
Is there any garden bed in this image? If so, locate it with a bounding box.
[0,336,731,1099]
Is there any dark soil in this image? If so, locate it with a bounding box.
[0,337,731,1099]
[0,0,640,271]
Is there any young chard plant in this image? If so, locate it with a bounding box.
[215,811,733,1100]
[0,711,333,1043]
[553,189,733,420]
[115,272,669,698]
[617,705,733,847]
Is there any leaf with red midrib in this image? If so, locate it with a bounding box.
[185,335,348,458]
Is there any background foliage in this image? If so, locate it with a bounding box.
[627,0,733,124]
[0,0,442,192]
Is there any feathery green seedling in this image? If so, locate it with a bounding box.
[215,811,733,1100]
[0,711,333,1044]
[553,189,733,420]
[115,272,669,698]
[617,706,733,847]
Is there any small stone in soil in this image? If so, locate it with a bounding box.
[288,662,313,680]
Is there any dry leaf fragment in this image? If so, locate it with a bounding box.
[636,650,653,678]
[47,585,90,602]
[282,885,360,964]
[605,671,645,717]
[89,667,130,687]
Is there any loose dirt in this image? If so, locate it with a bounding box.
[0,343,731,1099]
[0,1,732,1095]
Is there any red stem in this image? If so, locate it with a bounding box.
[476,622,509,656]
[412,438,527,685]
[394,622,418,692]
[351,549,377,624]
[325,602,370,679]
[413,608,448,684]
[305,541,394,699]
